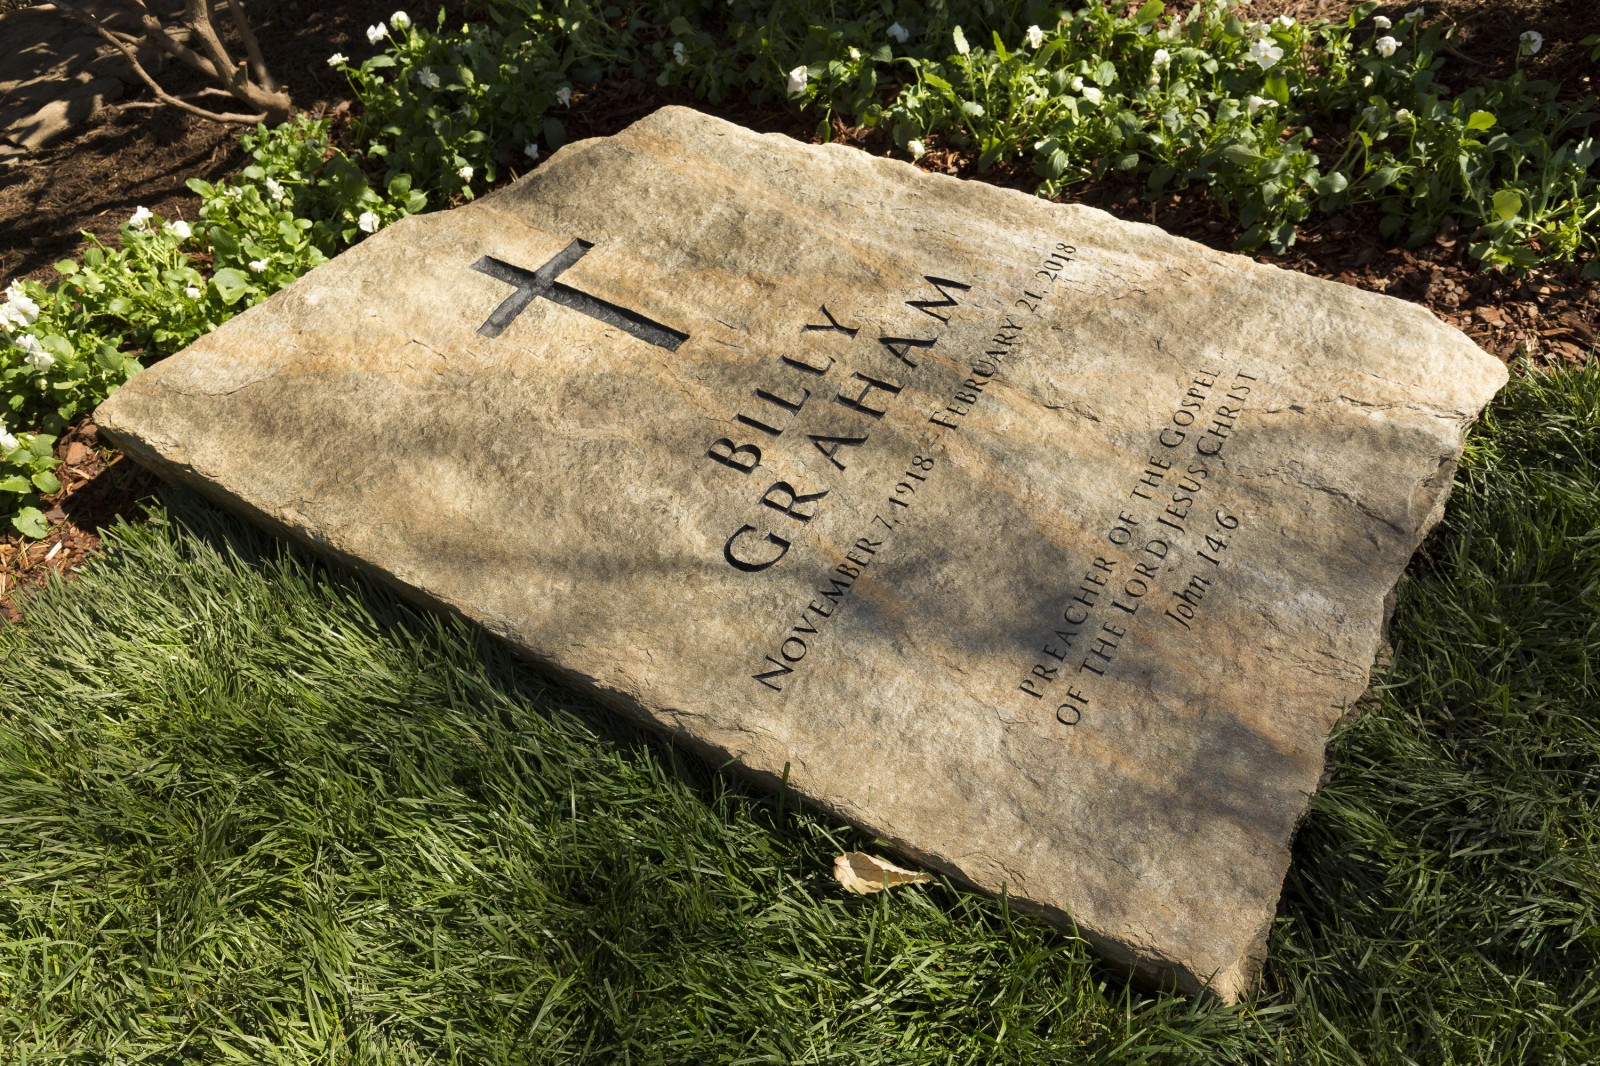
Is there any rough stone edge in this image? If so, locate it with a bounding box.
[476,110,1510,1003]
[97,109,1511,1005]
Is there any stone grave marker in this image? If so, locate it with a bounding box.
[96,106,1508,1002]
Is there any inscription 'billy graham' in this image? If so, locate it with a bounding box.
[708,276,972,573]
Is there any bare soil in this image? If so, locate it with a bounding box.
[1,0,1595,615]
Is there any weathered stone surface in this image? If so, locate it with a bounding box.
[95,106,1507,1001]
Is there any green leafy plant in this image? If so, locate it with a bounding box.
[228,116,427,252]
[0,429,61,539]
[2,278,127,536]
[875,0,1598,266]
[337,0,1594,268]
[336,3,1048,186]
[0,118,424,537]
[338,9,582,198]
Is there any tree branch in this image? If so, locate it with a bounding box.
[137,12,222,80]
[223,0,275,92]
[40,0,111,30]
[180,0,236,82]
[57,7,267,123]
[43,0,290,126]
[120,84,243,101]
[120,85,255,108]
[103,28,146,49]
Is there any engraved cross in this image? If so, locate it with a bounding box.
[471,239,688,351]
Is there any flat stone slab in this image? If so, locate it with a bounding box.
[96,106,1507,1001]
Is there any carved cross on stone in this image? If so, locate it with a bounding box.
[471,239,688,351]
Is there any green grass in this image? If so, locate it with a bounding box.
[0,362,1597,1063]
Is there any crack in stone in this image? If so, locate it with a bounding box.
[1233,464,1412,540]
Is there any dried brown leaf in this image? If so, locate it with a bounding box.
[832,852,934,895]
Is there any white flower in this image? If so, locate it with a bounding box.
[786,64,808,96]
[556,85,572,106]
[129,205,153,229]
[327,52,348,67]
[184,285,202,299]
[390,10,410,30]
[672,41,686,66]
[1375,35,1399,58]
[248,258,269,273]
[1361,104,1378,122]
[506,64,518,74]
[366,23,388,45]
[1373,15,1392,29]
[18,333,53,372]
[1152,47,1171,67]
[1406,7,1423,20]
[1246,94,1270,116]
[848,47,861,61]
[1247,38,1284,69]
[167,220,191,241]
[1081,85,1103,104]
[907,138,926,159]
[0,426,16,452]
[961,100,985,117]
[524,143,540,160]
[887,21,909,44]
[1247,21,1270,38]
[357,211,380,234]
[2,283,40,328]
[1275,15,1296,29]
[417,67,440,89]
[1395,108,1414,123]
[1025,25,1044,49]
[1520,30,1543,56]
[1070,75,1084,91]
[458,164,473,182]
[265,178,285,202]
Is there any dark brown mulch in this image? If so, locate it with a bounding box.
[1,0,1596,618]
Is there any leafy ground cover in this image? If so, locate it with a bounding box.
[0,363,1596,1062]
